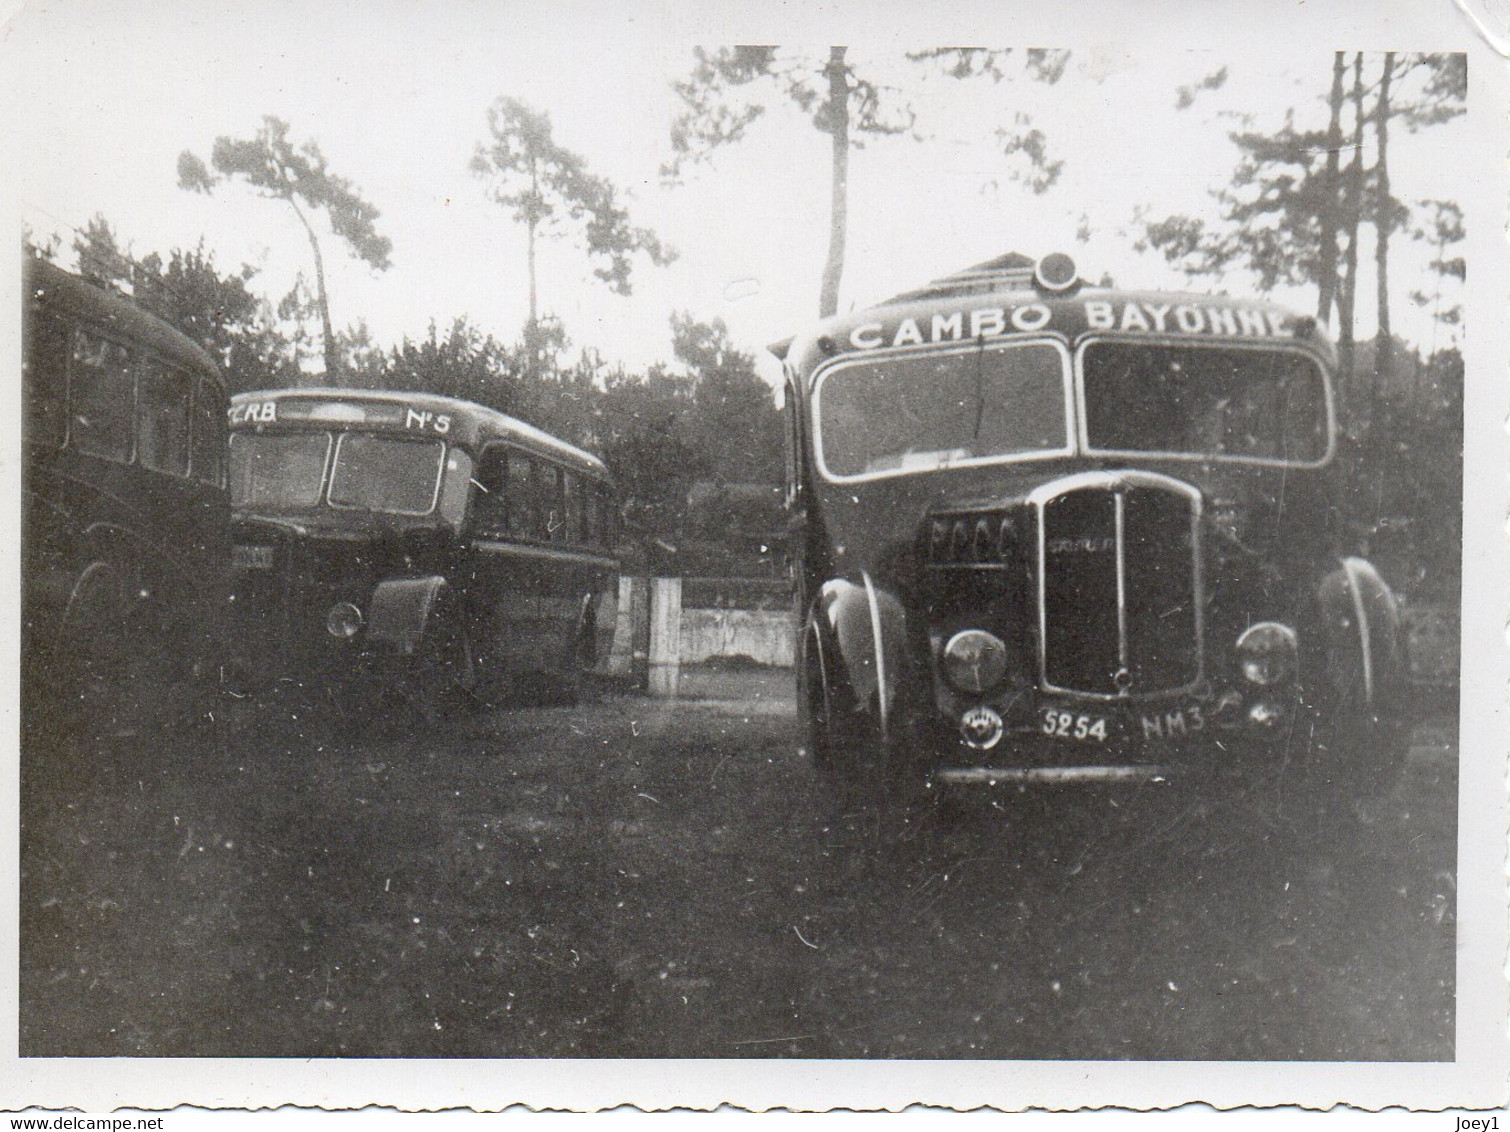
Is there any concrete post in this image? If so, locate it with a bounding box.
[628,576,650,688]
[605,575,636,677]
[647,576,682,697]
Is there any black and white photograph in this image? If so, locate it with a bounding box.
[3,0,1506,1115]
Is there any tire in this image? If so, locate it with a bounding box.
[815,681,935,866]
[538,600,612,708]
[44,561,136,741]
[59,561,132,685]
[1304,563,1411,827]
[401,604,480,727]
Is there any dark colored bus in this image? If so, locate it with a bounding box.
[775,251,1406,844]
[226,389,619,719]
[22,256,231,731]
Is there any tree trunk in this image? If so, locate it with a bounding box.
[818,46,850,319]
[527,158,540,334]
[1315,52,1347,324]
[1373,52,1395,386]
[525,215,539,380]
[1336,52,1366,396]
[526,159,540,380]
[287,194,337,385]
[527,219,538,333]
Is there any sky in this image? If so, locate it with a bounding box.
[4,1,1473,389]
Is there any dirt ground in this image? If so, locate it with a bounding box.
[19,669,1456,1059]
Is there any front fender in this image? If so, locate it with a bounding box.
[807,573,912,739]
[1314,557,1403,712]
[366,576,447,656]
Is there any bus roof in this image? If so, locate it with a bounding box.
[25,257,226,388]
[776,252,1336,384]
[229,387,611,478]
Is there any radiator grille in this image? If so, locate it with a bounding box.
[1034,472,1201,697]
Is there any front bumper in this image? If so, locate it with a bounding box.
[927,684,1304,787]
[934,763,1177,786]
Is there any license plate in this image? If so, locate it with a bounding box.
[232,544,275,569]
[1136,705,1206,741]
[1040,708,1109,743]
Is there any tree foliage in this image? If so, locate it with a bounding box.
[663,47,915,183]
[470,97,673,345]
[1134,54,1465,596]
[1408,198,1465,330]
[908,49,1071,194]
[1333,344,1462,595]
[1137,52,1464,377]
[62,215,298,392]
[354,317,524,412]
[673,312,784,487]
[664,46,1073,317]
[663,46,916,318]
[1175,67,1229,110]
[597,364,705,551]
[178,116,393,383]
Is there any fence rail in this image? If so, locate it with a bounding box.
[679,576,792,611]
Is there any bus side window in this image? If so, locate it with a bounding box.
[593,487,614,549]
[506,452,536,538]
[137,359,192,477]
[68,330,134,463]
[472,447,509,537]
[577,476,592,545]
[561,470,579,544]
[192,376,226,487]
[539,463,562,541]
[582,481,598,545]
[23,311,69,449]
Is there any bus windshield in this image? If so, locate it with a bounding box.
[229,432,330,508]
[1081,343,1330,464]
[816,342,1069,478]
[229,431,447,514]
[328,434,445,514]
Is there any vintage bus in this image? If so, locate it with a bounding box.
[775,251,1406,844]
[225,389,619,720]
[22,256,231,732]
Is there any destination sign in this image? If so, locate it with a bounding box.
[228,400,277,424]
[229,400,453,434]
[845,300,1293,352]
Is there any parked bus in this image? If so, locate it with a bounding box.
[225,389,619,720]
[22,256,231,733]
[775,251,1406,846]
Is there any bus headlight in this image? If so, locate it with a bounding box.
[943,629,1009,694]
[1236,622,1297,686]
[326,602,365,640]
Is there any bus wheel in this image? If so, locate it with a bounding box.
[52,561,135,734]
[801,626,836,783]
[817,689,932,867]
[404,610,479,728]
[526,614,594,708]
[60,562,131,679]
[576,608,599,670]
[551,612,598,706]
